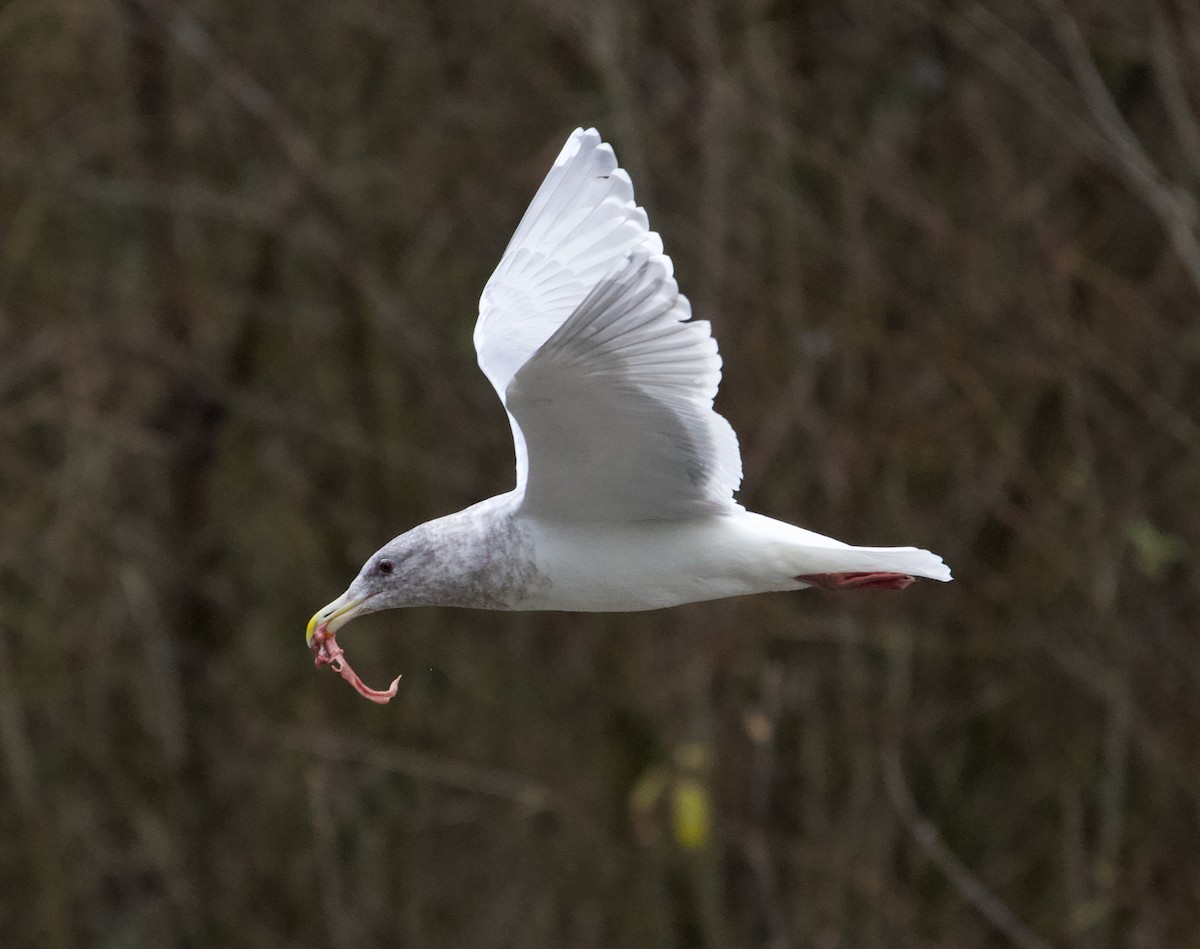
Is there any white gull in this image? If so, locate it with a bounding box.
[307,128,952,703]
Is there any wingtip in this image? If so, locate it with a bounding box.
[560,126,603,158]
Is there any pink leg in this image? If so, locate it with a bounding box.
[310,623,400,704]
[795,572,917,591]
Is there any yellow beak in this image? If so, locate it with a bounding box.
[306,591,373,645]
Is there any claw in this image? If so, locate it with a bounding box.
[309,622,400,704]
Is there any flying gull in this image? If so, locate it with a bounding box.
[307,128,951,703]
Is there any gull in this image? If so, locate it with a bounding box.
[307,128,951,703]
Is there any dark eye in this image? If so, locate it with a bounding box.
[376,559,394,576]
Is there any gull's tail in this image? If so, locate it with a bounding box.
[792,543,953,584]
[741,511,953,588]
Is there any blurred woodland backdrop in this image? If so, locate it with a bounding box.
[2,0,1199,946]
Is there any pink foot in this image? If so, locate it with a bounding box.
[795,572,917,591]
[310,623,399,704]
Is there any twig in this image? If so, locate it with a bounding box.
[1151,11,1200,181]
[1093,681,1130,949]
[0,624,76,949]
[881,748,1054,949]
[692,0,731,322]
[1038,0,1200,295]
[906,0,1101,157]
[304,767,359,949]
[124,0,321,180]
[912,0,1200,297]
[274,724,556,812]
[120,0,459,400]
[118,566,187,768]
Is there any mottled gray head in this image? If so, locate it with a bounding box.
[305,535,420,645]
[306,500,540,651]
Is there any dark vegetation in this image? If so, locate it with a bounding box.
[1,0,1198,946]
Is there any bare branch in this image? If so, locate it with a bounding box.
[1151,10,1200,181]
[0,625,76,949]
[274,724,556,812]
[1039,0,1200,294]
[881,748,1055,949]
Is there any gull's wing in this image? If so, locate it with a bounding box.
[475,128,742,520]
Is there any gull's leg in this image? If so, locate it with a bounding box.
[795,572,917,591]
[310,623,400,704]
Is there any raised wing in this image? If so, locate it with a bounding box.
[475,129,742,520]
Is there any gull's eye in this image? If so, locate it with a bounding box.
[377,559,394,576]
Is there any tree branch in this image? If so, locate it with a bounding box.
[881,748,1054,949]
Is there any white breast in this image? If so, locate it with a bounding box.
[516,511,803,611]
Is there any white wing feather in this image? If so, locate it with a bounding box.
[474,128,742,520]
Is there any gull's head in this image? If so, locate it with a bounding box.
[305,551,404,645]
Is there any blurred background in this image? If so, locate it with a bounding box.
[2,0,1198,946]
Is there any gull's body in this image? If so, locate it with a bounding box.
[385,494,947,614]
[526,507,945,611]
[308,128,951,701]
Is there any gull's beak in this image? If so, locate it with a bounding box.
[305,588,397,704]
[306,591,373,645]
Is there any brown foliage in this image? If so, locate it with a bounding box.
[1,0,1197,946]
